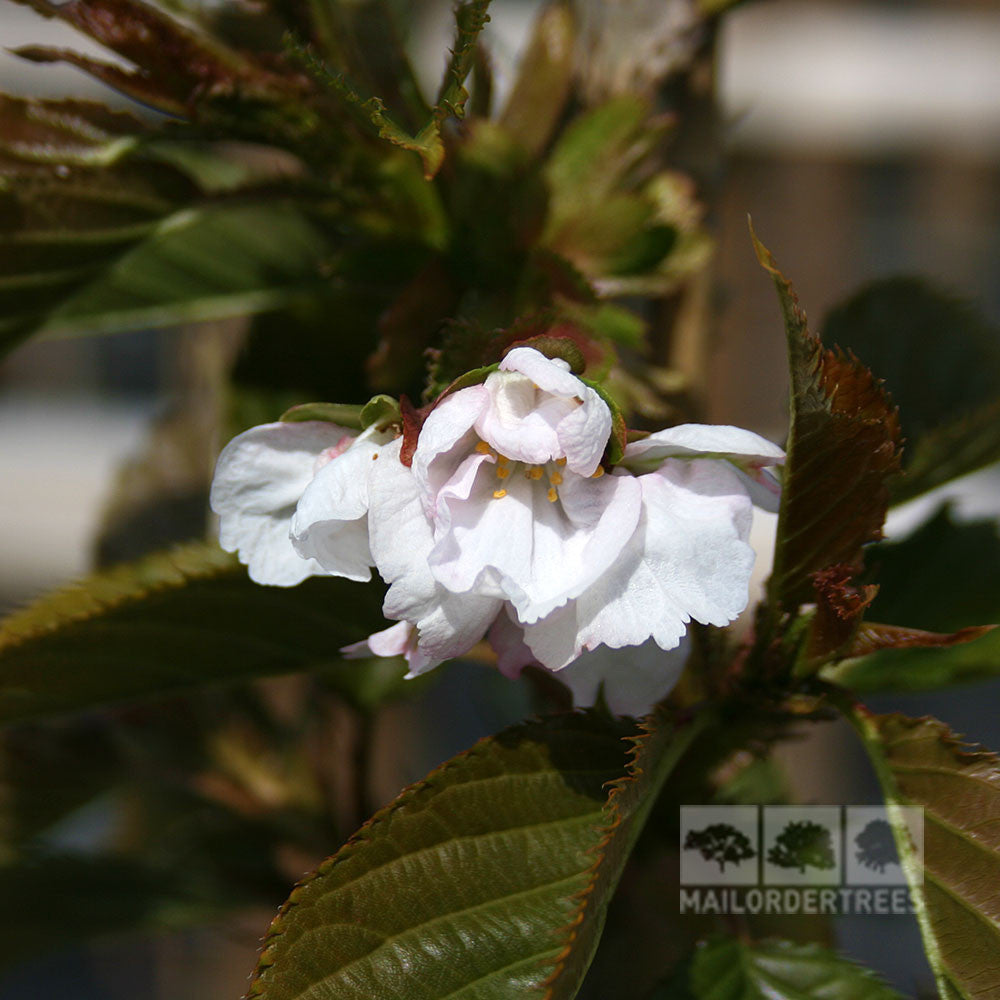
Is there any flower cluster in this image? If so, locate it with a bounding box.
[211,347,783,711]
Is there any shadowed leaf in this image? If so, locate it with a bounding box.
[822,278,1000,504]
[824,507,1000,692]
[753,229,902,610]
[0,542,399,723]
[844,709,1000,1000]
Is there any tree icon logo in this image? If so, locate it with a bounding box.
[683,822,757,873]
[854,818,900,873]
[767,819,836,874]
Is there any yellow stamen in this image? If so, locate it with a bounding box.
[475,441,493,455]
[547,487,558,503]
[591,465,605,478]
[496,465,510,479]
[493,488,507,499]
[526,465,544,480]
[555,457,567,467]
[549,470,563,486]
[372,453,378,461]
[496,454,509,466]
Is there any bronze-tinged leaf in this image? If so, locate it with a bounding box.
[805,564,879,664]
[841,707,1000,1000]
[845,623,994,659]
[10,0,295,113]
[0,94,147,161]
[752,228,902,611]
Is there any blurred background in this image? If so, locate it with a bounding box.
[2,0,1000,996]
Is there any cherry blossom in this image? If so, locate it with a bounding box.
[211,347,784,705]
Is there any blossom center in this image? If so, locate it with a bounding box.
[473,440,602,502]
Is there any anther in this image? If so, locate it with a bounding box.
[555,457,567,467]
[547,487,558,503]
[475,441,493,455]
[493,488,507,499]
[591,465,605,478]
[496,466,510,480]
[526,465,544,480]
[549,470,563,486]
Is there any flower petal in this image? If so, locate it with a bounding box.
[413,385,488,512]
[622,423,785,467]
[519,458,755,668]
[290,427,391,582]
[475,348,611,473]
[556,638,689,717]
[368,439,502,671]
[429,465,642,623]
[210,421,351,586]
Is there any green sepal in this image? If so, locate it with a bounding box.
[279,402,365,429]
[435,362,500,401]
[359,394,401,430]
[581,377,627,466]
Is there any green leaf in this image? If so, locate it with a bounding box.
[752,228,902,611]
[821,278,1000,504]
[39,203,336,336]
[542,98,681,284]
[841,708,1000,1000]
[688,938,903,1000]
[246,709,711,1000]
[0,542,399,723]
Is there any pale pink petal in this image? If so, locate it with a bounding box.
[341,622,434,677]
[368,439,502,671]
[556,638,689,717]
[486,608,538,679]
[623,423,784,472]
[210,421,351,586]
[290,427,391,581]
[429,465,642,623]
[519,458,755,668]
[476,371,567,464]
[412,386,488,512]
[497,347,611,474]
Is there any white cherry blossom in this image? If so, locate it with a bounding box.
[210,347,785,706]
